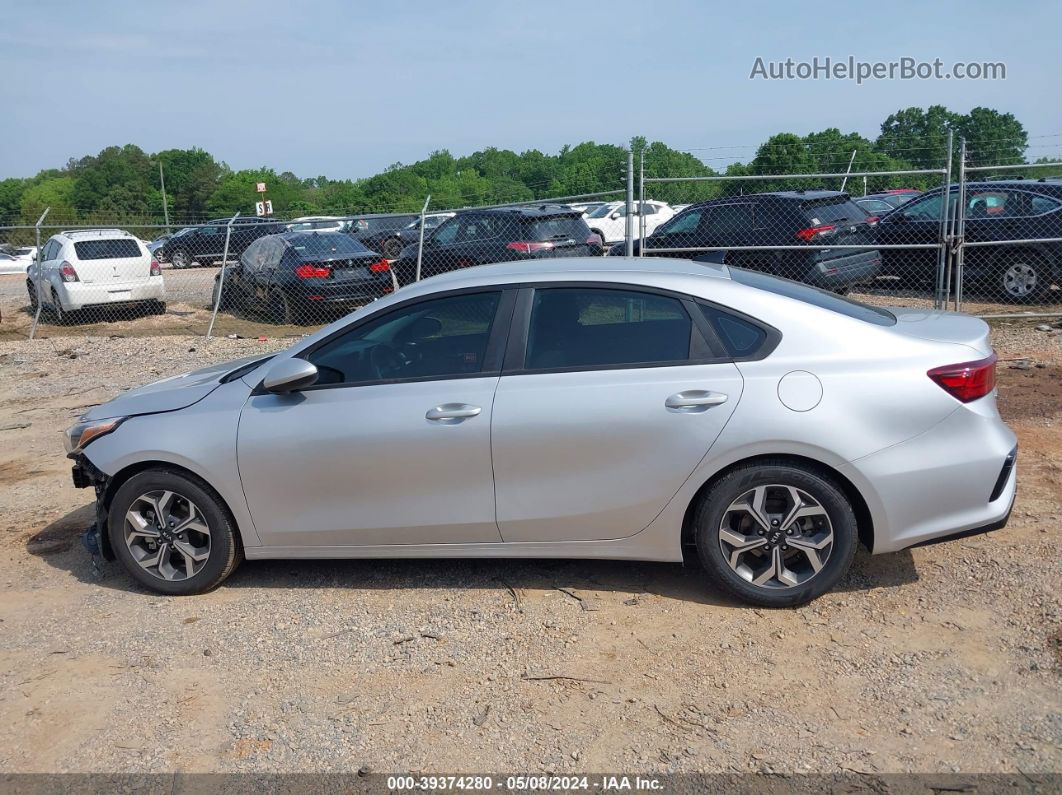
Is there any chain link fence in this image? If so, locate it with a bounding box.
[3,140,1060,342]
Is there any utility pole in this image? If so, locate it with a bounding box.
[158,160,170,231]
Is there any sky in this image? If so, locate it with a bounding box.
[1,0,1060,179]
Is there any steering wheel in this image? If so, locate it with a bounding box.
[368,343,409,380]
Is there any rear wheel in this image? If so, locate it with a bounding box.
[170,249,191,269]
[107,469,242,595]
[381,237,403,260]
[996,252,1050,303]
[147,300,166,316]
[693,462,858,607]
[266,287,292,324]
[50,289,68,324]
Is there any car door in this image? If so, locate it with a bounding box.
[491,285,744,543]
[875,189,955,279]
[642,207,708,257]
[420,215,464,277]
[237,288,513,548]
[32,240,59,296]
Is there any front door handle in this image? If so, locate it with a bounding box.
[426,403,482,422]
[665,390,728,411]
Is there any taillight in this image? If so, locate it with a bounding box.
[150,259,161,276]
[863,216,879,226]
[795,224,836,242]
[60,261,79,282]
[927,353,997,403]
[294,264,331,280]
[506,241,555,255]
[369,259,390,273]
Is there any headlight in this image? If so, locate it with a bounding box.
[64,417,125,455]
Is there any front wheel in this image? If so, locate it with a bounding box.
[107,469,242,595]
[693,462,858,607]
[381,237,403,260]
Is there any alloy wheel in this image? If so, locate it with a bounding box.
[717,484,833,589]
[171,250,190,269]
[124,490,211,581]
[1003,262,1038,299]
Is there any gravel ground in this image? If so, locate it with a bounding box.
[0,319,1059,776]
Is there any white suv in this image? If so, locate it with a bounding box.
[27,230,166,322]
[583,201,676,244]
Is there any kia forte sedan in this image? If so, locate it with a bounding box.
[67,258,1016,606]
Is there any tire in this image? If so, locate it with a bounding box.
[693,462,858,607]
[147,300,166,316]
[266,287,292,324]
[170,249,191,269]
[212,277,233,310]
[26,280,38,312]
[381,237,403,260]
[107,468,242,595]
[50,289,68,324]
[995,252,1050,304]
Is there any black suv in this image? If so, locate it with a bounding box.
[609,191,880,291]
[212,231,393,324]
[391,206,602,286]
[875,180,1062,302]
[157,217,285,268]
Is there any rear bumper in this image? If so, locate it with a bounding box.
[846,399,1017,554]
[61,278,165,310]
[804,249,882,289]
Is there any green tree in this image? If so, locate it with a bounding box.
[20,177,77,224]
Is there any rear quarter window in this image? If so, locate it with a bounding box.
[73,239,143,260]
[700,306,768,357]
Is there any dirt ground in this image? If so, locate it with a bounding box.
[0,319,1058,776]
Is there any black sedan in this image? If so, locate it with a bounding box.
[212,232,394,324]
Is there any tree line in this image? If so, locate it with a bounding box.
[0,105,1045,228]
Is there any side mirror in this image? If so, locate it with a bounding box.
[610,211,621,220]
[263,358,319,394]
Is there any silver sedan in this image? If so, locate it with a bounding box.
[66,257,1016,606]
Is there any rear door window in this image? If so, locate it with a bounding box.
[524,288,692,370]
[73,239,142,260]
[704,204,757,236]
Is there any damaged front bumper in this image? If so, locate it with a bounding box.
[71,454,115,561]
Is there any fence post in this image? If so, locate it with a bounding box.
[954,139,968,312]
[935,129,954,310]
[415,194,431,283]
[206,212,240,338]
[27,207,51,340]
[638,149,645,255]
[625,149,634,257]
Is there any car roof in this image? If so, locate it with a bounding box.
[411,256,732,290]
[464,204,584,219]
[277,230,354,243]
[685,190,849,212]
[57,229,135,240]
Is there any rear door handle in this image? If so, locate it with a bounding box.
[665,390,728,411]
[426,403,482,422]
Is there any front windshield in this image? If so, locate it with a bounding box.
[587,204,616,219]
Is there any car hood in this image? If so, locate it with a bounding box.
[81,354,270,421]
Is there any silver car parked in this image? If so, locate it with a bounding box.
[67,258,1016,606]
